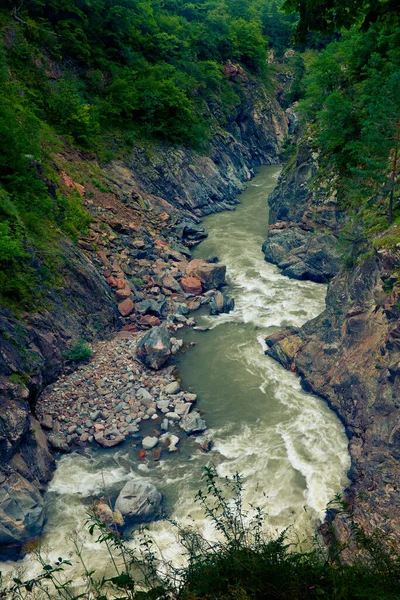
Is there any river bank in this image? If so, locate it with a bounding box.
[0,165,350,584]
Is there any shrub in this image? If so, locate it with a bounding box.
[64,338,93,362]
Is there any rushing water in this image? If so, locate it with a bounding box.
[1,165,350,580]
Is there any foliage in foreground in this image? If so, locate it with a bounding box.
[2,467,399,600]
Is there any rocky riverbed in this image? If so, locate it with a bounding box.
[37,332,206,454]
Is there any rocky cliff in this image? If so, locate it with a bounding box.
[264,140,400,551]
[262,135,343,283]
[0,71,287,558]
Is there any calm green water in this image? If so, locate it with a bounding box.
[2,166,350,579]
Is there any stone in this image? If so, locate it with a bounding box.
[138,315,161,328]
[162,273,182,293]
[138,449,146,460]
[180,411,207,434]
[167,434,180,452]
[137,388,153,402]
[186,259,226,290]
[115,286,132,301]
[165,381,180,395]
[209,291,235,315]
[118,298,135,317]
[90,410,100,421]
[161,418,169,431]
[95,435,125,448]
[48,434,70,453]
[137,326,172,370]
[152,447,162,461]
[94,423,105,432]
[165,411,181,421]
[41,415,53,430]
[184,393,197,403]
[115,480,162,524]
[142,436,158,450]
[174,402,191,416]
[180,276,203,295]
[136,299,165,317]
[94,502,124,530]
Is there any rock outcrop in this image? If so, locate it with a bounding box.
[262,138,343,283]
[107,66,287,217]
[265,252,400,549]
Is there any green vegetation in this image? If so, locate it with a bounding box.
[63,338,93,362]
[286,0,400,236]
[2,468,399,599]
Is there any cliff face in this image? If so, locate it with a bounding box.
[0,75,287,558]
[264,146,400,549]
[262,137,343,283]
[108,67,287,216]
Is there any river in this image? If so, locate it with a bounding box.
[1,165,350,582]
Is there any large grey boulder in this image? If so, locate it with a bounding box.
[136,326,172,370]
[209,291,235,315]
[180,411,207,434]
[115,480,162,524]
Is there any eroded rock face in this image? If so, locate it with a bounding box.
[115,480,162,524]
[0,473,46,558]
[136,326,172,369]
[0,381,55,559]
[265,254,400,551]
[262,138,343,283]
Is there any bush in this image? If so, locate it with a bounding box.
[64,338,93,362]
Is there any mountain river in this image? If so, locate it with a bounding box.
[1,165,350,583]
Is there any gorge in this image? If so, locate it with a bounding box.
[0,0,399,596]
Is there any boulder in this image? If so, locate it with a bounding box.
[115,286,132,301]
[95,434,125,448]
[209,291,235,315]
[180,411,207,434]
[186,259,226,290]
[142,436,158,450]
[115,480,162,524]
[48,434,70,453]
[165,381,180,394]
[136,299,166,317]
[118,298,135,317]
[137,326,172,370]
[0,473,46,559]
[181,276,203,295]
[94,501,124,530]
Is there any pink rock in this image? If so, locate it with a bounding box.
[118,298,135,316]
[115,286,131,301]
[94,424,105,432]
[181,276,203,295]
